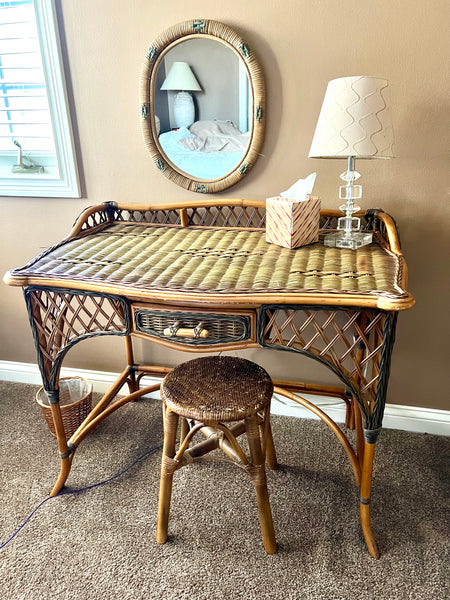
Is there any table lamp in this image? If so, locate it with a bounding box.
[309,76,395,249]
[160,61,202,129]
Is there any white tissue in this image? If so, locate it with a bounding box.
[280,172,316,202]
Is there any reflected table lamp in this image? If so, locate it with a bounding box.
[309,76,395,249]
[160,61,202,129]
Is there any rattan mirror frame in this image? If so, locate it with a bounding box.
[139,19,266,194]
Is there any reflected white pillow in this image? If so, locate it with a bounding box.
[189,120,242,137]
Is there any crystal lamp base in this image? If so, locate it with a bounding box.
[324,230,373,249]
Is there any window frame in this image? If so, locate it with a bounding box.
[0,0,80,198]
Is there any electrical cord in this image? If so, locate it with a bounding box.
[0,443,163,551]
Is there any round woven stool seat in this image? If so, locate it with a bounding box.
[161,356,273,422]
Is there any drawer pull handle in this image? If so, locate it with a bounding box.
[163,321,209,339]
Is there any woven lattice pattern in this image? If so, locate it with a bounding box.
[113,207,181,225]
[134,309,250,345]
[186,205,266,228]
[15,224,406,300]
[27,289,127,381]
[161,356,273,421]
[261,307,385,413]
[77,207,110,233]
[76,205,381,235]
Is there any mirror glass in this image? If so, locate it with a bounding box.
[155,39,251,180]
[140,19,265,193]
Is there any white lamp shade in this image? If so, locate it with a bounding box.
[309,76,395,159]
[160,61,201,92]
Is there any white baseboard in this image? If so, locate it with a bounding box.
[1,360,448,436]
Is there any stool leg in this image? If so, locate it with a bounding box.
[264,408,278,471]
[245,414,277,554]
[156,407,179,544]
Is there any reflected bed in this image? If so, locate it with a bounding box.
[158,122,248,180]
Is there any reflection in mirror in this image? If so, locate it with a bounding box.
[155,38,251,180]
[140,19,265,193]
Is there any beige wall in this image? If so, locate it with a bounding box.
[0,0,448,411]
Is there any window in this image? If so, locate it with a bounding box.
[0,0,80,197]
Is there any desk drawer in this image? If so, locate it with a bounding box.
[132,305,256,348]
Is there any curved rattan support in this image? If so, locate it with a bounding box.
[262,327,366,420]
[140,19,265,193]
[274,386,361,486]
[70,383,161,448]
[48,381,161,497]
[274,385,382,558]
[214,423,250,466]
[260,305,399,432]
[365,209,402,255]
[173,421,205,461]
[24,286,131,391]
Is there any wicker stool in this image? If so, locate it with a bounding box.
[157,355,278,554]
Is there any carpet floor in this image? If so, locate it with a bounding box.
[0,380,448,600]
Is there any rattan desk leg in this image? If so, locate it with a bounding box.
[51,456,72,497]
[360,440,379,559]
[353,399,365,467]
[124,335,139,394]
[245,414,277,554]
[24,286,132,495]
[48,391,72,497]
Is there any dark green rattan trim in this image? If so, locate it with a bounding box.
[140,103,149,119]
[134,309,251,346]
[24,286,131,392]
[46,390,60,405]
[239,43,250,58]
[104,201,118,221]
[60,447,74,459]
[257,304,392,428]
[156,158,165,171]
[146,45,159,61]
[365,311,398,431]
[193,19,206,32]
[364,428,382,444]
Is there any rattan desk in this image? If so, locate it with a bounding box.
[4,200,414,558]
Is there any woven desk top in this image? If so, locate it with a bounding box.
[5,223,412,310]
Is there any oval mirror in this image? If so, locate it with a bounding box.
[140,19,265,193]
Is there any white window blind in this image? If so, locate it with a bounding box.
[0,0,80,197]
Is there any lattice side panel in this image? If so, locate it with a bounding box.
[26,288,129,386]
[76,207,111,233]
[113,208,181,225]
[187,205,266,228]
[260,307,386,420]
[319,213,378,232]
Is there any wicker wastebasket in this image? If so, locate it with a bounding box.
[36,376,93,438]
